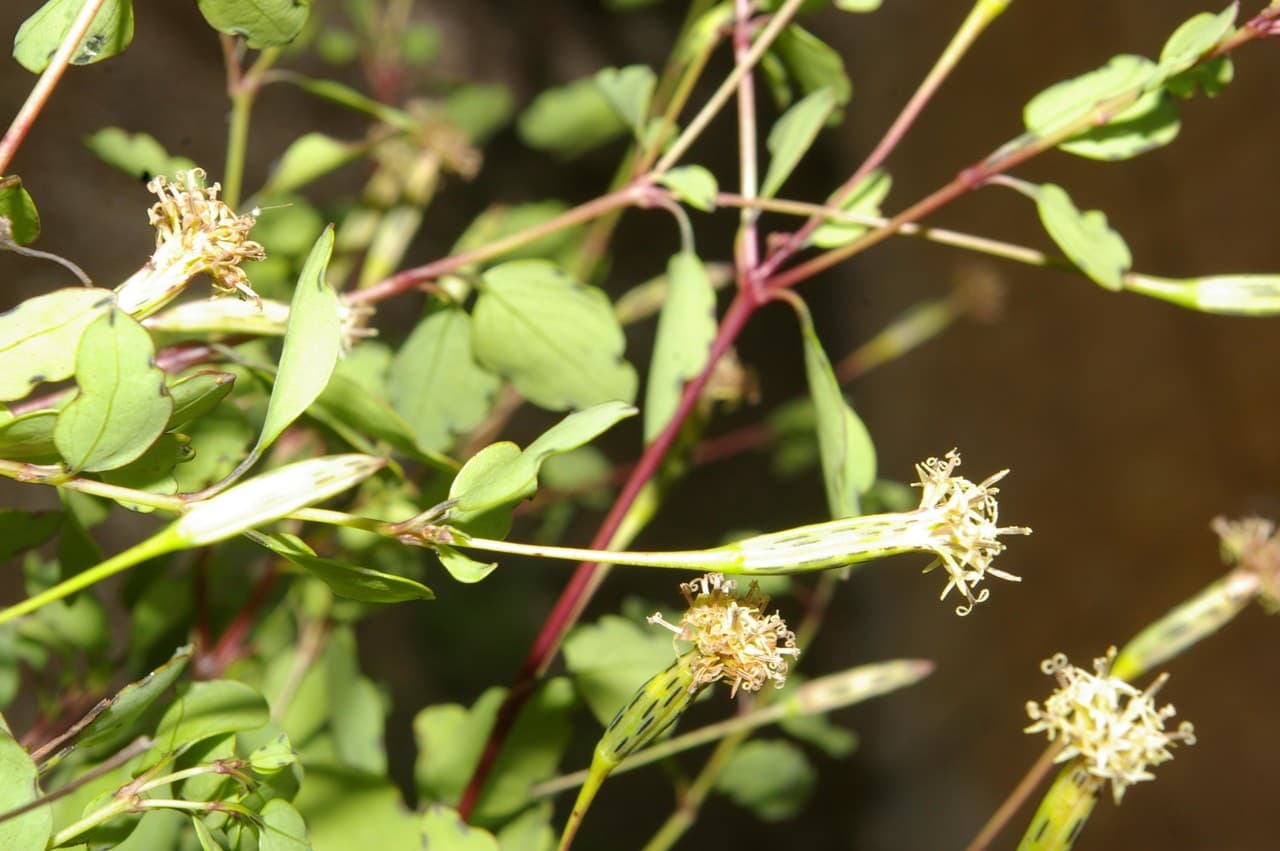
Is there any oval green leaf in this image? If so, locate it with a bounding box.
[55,310,173,472]
[761,87,837,199]
[0,287,114,402]
[259,132,362,197]
[166,371,236,432]
[0,725,51,850]
[0,410,61,463]
[644,252,717,442]
[655,165,718,212]
[75,644,192,749]
[1034,183,1132,291]
[195,0,310,48]
[154,680,268,751]
[83,128,197,182]
[0,176,40,246]
[420,806,499,851]
[13,0,134,73]
[517,77,628,159]
[472,260,637,411]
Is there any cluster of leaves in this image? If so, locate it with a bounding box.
[0,0,1276,850]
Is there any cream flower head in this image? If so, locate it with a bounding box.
[1024,648,1195,804]
[648,573,799,697]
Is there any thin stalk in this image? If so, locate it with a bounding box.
[0,461,184,512]
[758,0,1014,279]
[221,44,281,208]
[0,738,152,826]
[346,184,647,304]
[731,0,763,301]
[0,0,108,174]
[653,0,809,174]
[965,743,1064,851]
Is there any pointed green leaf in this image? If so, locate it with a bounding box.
[0,724,51,850]
[713,739,816,821]
[55,310,173,472]
[0,287,114,401]
[259,132,362,197]
[1159,3,1237,78]
[1034,183,1132,291]
[166,371,236,432]
[420,806,499,851]
[257,225,339,453]
[594,65,657,137]
[772,25,852,107]
[435,544,498,584]
[174,454,385,545]
[13,0,133,73]
[452,402,637,513]
[517,76,628,159]
[195,0,310,48]
[251,532,434,603]
[284,75,414,129]
[810,170,892,248]
[473,260,637,411]
[258,799,310,851]
[75,644,192,749]
[794,302,875,518]
[84,128,197,182]
[761,88,837,198]
[388,307,499,453]
[644,252,717,442]
[155,680,269,751]
[0,176,40,245]
[0,411,61,463]
[655,165,718,212]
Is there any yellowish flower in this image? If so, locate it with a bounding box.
[648,573,799,697]
[1024,648,1195,804]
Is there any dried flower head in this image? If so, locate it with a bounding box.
[1025,648,1195,804]
[1212,515,1280,612]
[648,573,798,697]
[116,168,265,317]
[910,450,1030,615]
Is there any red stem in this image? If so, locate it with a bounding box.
[456,290,758,816]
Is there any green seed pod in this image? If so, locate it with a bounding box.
[596,652,699,769]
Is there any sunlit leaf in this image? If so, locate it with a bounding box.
[154,680,269,751]
[195,0,310,48]
[259,133,362,197]
[84,128,197,182]
[594,65,656,138]
[0,287,114,402]
[0,176,40,245]
[655,165,718,212]
[13,0,133,73]
[809,170,892,248]
[644,253,717,442]
[0,722,51,850]
[1034,183,1132,291]
[517,76,628,159]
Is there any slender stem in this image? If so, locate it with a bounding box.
[221,44,280,208]
[0,0,108,174]
[654,0,809,174]
[0,528,183,625]
[758,0,1013,279]
[965,743,1064,851]
[49,795,133,847]
[732,0,763,301]
[346,185,647,305]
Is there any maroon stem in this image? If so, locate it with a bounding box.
[456,290,758,817]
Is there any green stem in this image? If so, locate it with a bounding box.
[50,794,134,847]
[221,45,280,208]
[0,527,183,625]
[1015,763,1100,851]
[0,461,185,512]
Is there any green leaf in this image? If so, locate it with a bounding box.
[563,614,676,725]
[713,739,816,821]
[472,260,637,411]
[644,253,717,442]
[259,798,311,851]
[835,0,882,10]
[795,302,875,518]
[772,25,852,108]
[0,286,114,402]
[445,442,524,545]
[259,133,361,197]
[435,545,498,585]
[284,76,414,129]
[0,724,51,850]
[257,225,339,454]
[1024,54,1180,159]
[451,402,637,514]
[98,433,190,508]
[83,128,197,182]
[191,815,223,851]
[166,371,236,432]
[761,88,837,198]
[517,77,628,159]
[1166,56,1233,99]
[1034,183,1132,291]
[388,307,499,453]
[251,532,434,603]
[443,84,514,145]
[0,411,60,463]
[472,678,575,823]
[1159,3,1237,78]
[779,711,857,757]
[249,731,297,774]
[76,644,192,749]
[172,406,252,492]
[195,0,310,48]
[0,176,40,245]
[155,680,269,752]
[13,0,134,73]
[415,687,506,806]
[0,511,61,561]
[655,165,718,212]
[55,310,173,472]
[420,806,499,851]
[325,628,386,774]
[495,802,554,851]
[594,65,656,138]
[809,169,892,248]
[174,454,385,545]
[313,369,451,468]
[451,201,580,268]
[292,764,418,851]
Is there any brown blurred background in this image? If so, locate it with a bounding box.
[1,1,1278,849]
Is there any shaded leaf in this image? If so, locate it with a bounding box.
[55,309,172,472]
[761,88,837,199]
[594,65,656,137]
[259,798,311,851]
[420,805,499,851]
[472,260,636,411]
[655,165,718,212]
[443,83,514,145]
[563,614,676,725]
[0,511,61,561]
[0,176,40,245]
[259,133,361,197]
[414,687,506,806]
[517,77,628,159]
[251,532,434,603]
[644,252,717,442]
[166,371,236,432]
[0,411,60,463]
[471,678,575,823]
[84,128,196,182]
[76,644,192,749]
[13,0,133,73]
[713,739,816,821]
[155,680,269,751]
[772,25,852,107]
[0,723,51,850]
